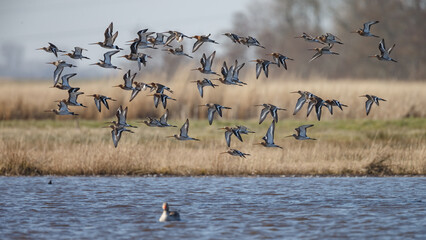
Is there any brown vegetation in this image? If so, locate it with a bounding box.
[0,117,424,176]
[1,76,425,176]
[1,72,425,121]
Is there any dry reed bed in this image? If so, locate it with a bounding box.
[1,72,425,120]
[1,119,425,176]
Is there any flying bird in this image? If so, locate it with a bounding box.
[250,59,277,79]
[168,119,199,141]
[221,149,250,158]
[369,39,397,62]
[191,34,219,52]
[267,53,294,70]
[90,22,123,50]
[360,94,386,115]
[286,124,316,140]
[309,45,339,62]
[37,42,66,57]
[324,99,348,115]
[256,121,282,149]
[255,103,286,124]
[149,93,176,109]
[163,45,193,58]
[52,73,77,90]
[199,103,232,125]
[351,21,380,37]
[47,60,76,87]
[45,99,78,116]
[63,47,90,60]
[87,94,116,112]
[90,50,121,69]
[191,78,218,98]
[192,51,220,76]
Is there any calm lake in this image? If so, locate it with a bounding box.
[1,177,425,239]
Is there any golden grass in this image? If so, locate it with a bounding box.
[1,73,425,176]
[1,68,425,121]
[0,119,425,176]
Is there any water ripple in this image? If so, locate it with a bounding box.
[0,177,425,239]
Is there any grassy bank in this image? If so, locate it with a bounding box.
[1,118,424,176]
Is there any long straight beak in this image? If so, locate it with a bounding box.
[36,48,43,50]
[89,63,98,65]
[190,69,198,71]
[285,135,293,138]
[88,43,98,45]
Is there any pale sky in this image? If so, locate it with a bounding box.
[0,0,256,78]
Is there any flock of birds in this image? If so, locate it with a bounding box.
[38,20,394,161]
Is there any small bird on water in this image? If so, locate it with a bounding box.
[159,202,181,222]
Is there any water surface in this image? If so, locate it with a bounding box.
[1,177,425,239]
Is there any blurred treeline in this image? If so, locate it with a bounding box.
[218,0,426,80]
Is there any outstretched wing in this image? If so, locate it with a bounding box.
[365,99,373,116]
[259,106,270,124]
[159,109,169,125]
[207,107,216,125]
[180,119,189,138]
[293,96,306,115]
